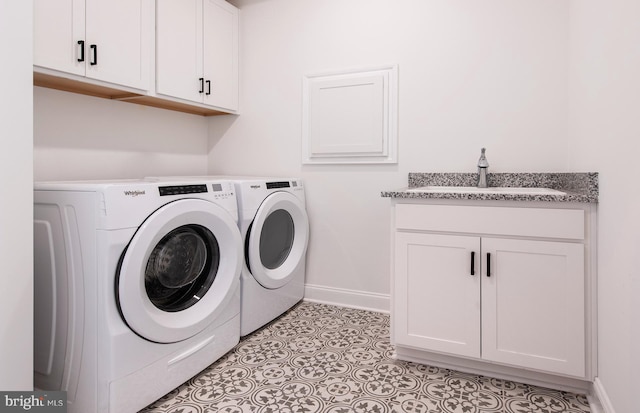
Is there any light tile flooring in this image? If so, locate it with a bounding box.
[140,301,591,413]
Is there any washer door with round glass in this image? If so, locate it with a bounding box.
[246,191,309,289]
[117,199,242,344]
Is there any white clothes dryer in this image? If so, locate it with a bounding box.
[33,179,243,413]
[147,176,310,336]
[233,177,309,336]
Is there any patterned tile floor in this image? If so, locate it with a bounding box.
[140,301,591,413]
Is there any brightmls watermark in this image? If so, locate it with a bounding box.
[0,392,66,412]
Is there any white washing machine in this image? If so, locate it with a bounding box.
[148,176,310,336]
[33,179,243,413]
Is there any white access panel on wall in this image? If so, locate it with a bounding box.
[302,65,398,164]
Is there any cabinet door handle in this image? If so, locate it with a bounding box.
[199,78,205,93]
[470,251,475,276]
[206,80,211,95]
[77,40,85,62]
[90,44,97,65]
[486,253,491,277]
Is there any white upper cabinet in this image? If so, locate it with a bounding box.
[33,0,238,115]
[156,0,239,112]
[155,0,202,103]
[34,0,152,91]
[84,0,152,90]
[34,0,85,77]
[203,0,239,110]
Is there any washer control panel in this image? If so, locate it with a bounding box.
[158,183,235,200]
[159,184,208,196]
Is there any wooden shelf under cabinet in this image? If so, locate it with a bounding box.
[34,72,231,117]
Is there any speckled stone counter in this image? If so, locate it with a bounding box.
[381,172,598,203]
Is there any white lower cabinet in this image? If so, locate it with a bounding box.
[393,203,591,380]
[395,232,481,359]
[481,237,585,376]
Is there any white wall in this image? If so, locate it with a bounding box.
[209,0,571,309]
[568,0,640,412]
[0,0,34,390]
[34,87,211,181]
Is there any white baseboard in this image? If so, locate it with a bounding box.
[304,283,390,313]
[591,377,615,413]
[395,345,592,395]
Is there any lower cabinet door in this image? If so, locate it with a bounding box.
[394,232,481,358]
[480,238,585,377]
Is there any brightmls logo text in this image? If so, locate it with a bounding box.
[4,394,44,410]
[0,392,66,412]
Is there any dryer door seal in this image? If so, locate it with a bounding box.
[247,191,309,289]
[117,199,242,343]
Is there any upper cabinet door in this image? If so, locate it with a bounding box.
[157,0,239,111]
[203,0,239,111]
[85,0,152,90]
[34,0,152,91]
[34,0,86,76]
[156,0,204,103]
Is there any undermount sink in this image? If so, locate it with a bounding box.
[407,186,566,195]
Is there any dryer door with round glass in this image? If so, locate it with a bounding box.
[246,191,309,289]
[117,199,242,343]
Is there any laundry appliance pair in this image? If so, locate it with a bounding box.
[33,176,309,413]
[147,176,310,336]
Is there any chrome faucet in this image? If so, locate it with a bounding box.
[477,147,489,188]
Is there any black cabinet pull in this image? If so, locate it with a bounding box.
[486,253,491,277]
[77,40,85,62]
[470,251,475,276]
[206,80,211,95]
[199,78,204,93]
[90,44,97,65]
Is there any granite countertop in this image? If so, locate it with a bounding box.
[381,172,599,203]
